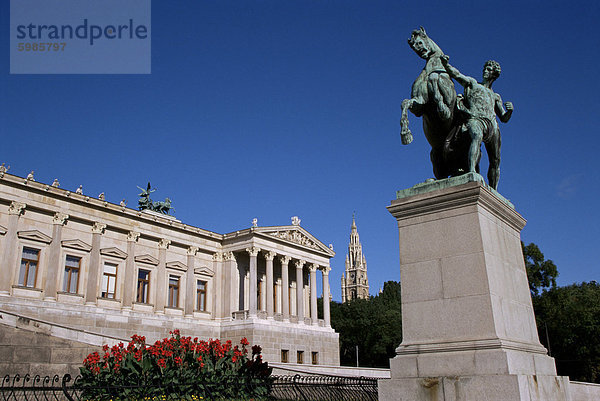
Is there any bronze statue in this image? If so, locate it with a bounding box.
[440,56,513,189]
[400,27,513,190]
[400,27,458,179]
[137,182,174,215]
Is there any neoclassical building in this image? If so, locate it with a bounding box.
[0,170,339,366]
[341,215,369,302]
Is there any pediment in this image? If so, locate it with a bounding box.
[166,260,187,272]
[0,225,7,236]
[17,230,52,244]
[194,266,214,277]
[100,247,127,259]
[62,239,92,252]
[257,226,335,256]
[135,254,159,265]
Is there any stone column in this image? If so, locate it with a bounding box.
[223,252,236,317]
[246,247,260,317]
[155,238,170,313]
[44,212,69,300]
[265,251,276,319]
[184,246,198,316]
[212,252,224,318]
[85,222,106,304]
[0,202,26,295]
[279,255,290,321]
[122,231,140,308]
[309,264,318,325]
[321,266,331,327]
[295,260,305,322]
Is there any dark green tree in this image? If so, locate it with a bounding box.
[532,282,600,383]
[329,281,402,367]
[522,241,558,295]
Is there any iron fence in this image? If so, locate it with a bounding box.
[0,374,379,401]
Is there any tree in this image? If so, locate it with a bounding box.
[532,282,600,383]
[522,241,558,295]
[329,281,402,367]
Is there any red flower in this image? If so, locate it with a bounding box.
[240,338,249,346]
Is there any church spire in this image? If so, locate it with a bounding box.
[341,214,370,302]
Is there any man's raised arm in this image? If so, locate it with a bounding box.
[440,55,473,88]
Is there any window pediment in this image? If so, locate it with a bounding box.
[135,254,159,265]
[194,266,214,277]
[0,225,7,236]
[100,247,127,259]
[62,239,92,252]
[18,230,52,244]
[166,260,187,272]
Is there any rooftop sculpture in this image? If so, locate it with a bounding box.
[400,27,513,190]
[137,182,174,215]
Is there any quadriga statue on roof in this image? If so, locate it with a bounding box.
[400,27,513,190]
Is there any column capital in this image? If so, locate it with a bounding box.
[294,260,306,269]
[158,238,171,249]
[223,251,236,261]
[52,212,69,225]
[279,255,291,265]
[127,231,140,242]
[320,266,332,275]
[8,201,26,216]
[91,221,106,234]
[246,246,261,257]
[264,251,276,261]
[212,251,223,261]
[187,246,199,256]
[308,263,319,272]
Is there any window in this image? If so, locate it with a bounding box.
[63,255,80,293]
[196,280,207,311]
[297,350,304,364]
[19,247,39,288]
[101,262,117,299]
[311,352,318,365]
[168,275,179,308]
[281,349,289,363]
[137,269,150,303]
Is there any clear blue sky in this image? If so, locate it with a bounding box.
[1,1,598,301]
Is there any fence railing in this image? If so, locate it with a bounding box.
[1,374,379,401]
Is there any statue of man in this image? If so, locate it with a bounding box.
[440,55,513,190]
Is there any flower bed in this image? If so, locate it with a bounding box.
[79,330,272,400]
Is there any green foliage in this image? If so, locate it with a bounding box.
[522,241,558,295]
[78,331,272,400]
[533,282,600,383]
[330,281,402,367]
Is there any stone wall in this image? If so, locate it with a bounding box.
[569,381,600,401]
[0,321,100,377]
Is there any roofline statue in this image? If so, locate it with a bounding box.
[137,182,174,215]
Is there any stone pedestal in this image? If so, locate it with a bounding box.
[378,174,569,401]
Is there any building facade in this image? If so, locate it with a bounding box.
[341,216,369,302]
[0,171,339,366]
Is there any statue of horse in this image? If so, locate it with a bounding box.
[400,27,467,178]
[153,198,174,215]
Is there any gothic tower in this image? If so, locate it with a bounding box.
[341,215,370,302]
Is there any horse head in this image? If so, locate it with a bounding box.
[408,27,443,60]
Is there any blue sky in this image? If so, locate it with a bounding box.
[1,1,599,301]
